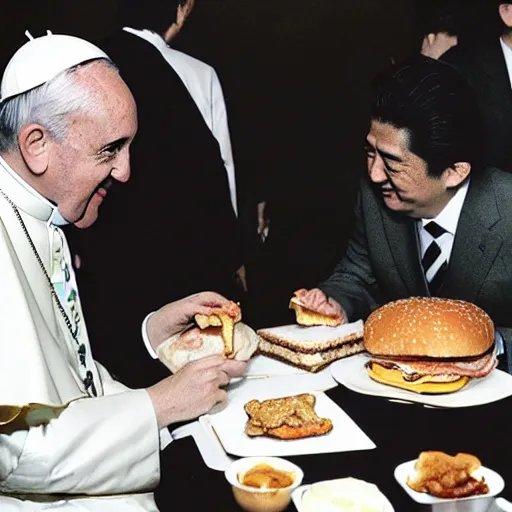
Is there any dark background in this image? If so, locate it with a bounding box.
[0,0,499,326]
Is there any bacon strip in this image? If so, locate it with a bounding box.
[372,350,497,379]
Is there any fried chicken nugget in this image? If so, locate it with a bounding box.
[407,451,490,499]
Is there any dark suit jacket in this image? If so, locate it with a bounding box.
[442,39,512,174]
[320,168,512,369]
[66,31,242,387]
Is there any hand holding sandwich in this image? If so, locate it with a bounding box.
[147,355,247,428]
[146,291,231,352]
[290,288,346,326]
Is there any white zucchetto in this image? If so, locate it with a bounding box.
[0,31,110,103]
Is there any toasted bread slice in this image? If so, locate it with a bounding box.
[195,301,241,357]
[289,297,343,327]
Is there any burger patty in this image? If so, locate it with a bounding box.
[369,349,497,381]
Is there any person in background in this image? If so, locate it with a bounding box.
[158,0,239,222]
[297,56,512,374]
[66,0,246,388]
[0,32,246,511]
[419,3,462,59]
[442,1,512,174]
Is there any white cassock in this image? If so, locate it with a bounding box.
[0,156,169,511]
[123,27,238,216]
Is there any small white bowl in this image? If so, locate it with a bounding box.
[225,456,304,512]
[394,459,505,512]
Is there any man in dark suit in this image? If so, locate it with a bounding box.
[65,0,243,388]
[299,56,512,372]
[442,1,512,174]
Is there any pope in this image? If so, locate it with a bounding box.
[0,31,247,510]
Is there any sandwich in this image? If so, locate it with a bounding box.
[195,301,241,357]
[364,297,497,394]
[244,393,333,440]
[289,288,343,327]
[407,451,489,499]
[257,320,364,372]
[157,321,258,373]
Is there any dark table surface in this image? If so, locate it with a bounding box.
[156,384,512,511]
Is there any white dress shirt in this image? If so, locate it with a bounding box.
[123,27,238,216]
[417,180,469,282]
[500,37,512,89]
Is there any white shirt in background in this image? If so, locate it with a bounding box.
[123,27,238,216]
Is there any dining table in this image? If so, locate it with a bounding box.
[155,376,512,511]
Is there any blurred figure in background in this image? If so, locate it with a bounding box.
[419,3,462,59]
[66,0,245,389]
[442,1,512,174]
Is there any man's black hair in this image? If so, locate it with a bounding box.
[370,55,484,178]
[418,4,463,37]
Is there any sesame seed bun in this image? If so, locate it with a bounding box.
[364,297,495,359]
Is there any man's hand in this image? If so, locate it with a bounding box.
[163,0,195,42]
[147,355,247,428]
[295,288,344,319]
[147,292,230,351]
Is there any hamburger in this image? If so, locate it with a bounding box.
[364,297,496,394]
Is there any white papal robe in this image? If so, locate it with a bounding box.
[0,156,165,511]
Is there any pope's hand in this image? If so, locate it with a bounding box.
[146,292,230,351]
[295,288,344,319]
[147,355,247,428]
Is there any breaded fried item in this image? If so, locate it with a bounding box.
[195,301,241,356]
[244,394,333,440]
[407,451,490,499]
[289,289,343,327]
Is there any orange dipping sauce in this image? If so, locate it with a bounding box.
[239,463,295,490]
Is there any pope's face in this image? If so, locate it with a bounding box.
[47,62,137,228]
[364,120,453,219]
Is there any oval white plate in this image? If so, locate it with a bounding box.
[330,353,512,408]
[291,481,394,511]
[394,459,505,505]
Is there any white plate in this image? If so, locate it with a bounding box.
[491,498,512,512]
[394,459,505,506]
[291,482,394,511]
[207,389,375,457]
[245,354,309,377]
[330,353,512,408]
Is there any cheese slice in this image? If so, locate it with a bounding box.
[367,362,470,394]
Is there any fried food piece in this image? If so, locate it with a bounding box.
[407,451,490,499]
[265,420,334,440]
[195,301,241,356]
[244,394,333,440]
[289,289,343,327]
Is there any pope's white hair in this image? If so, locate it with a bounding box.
[0,58,116,153]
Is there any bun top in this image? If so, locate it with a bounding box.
[364,297,494,358]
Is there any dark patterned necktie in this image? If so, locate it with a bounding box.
[422,221,447,296]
